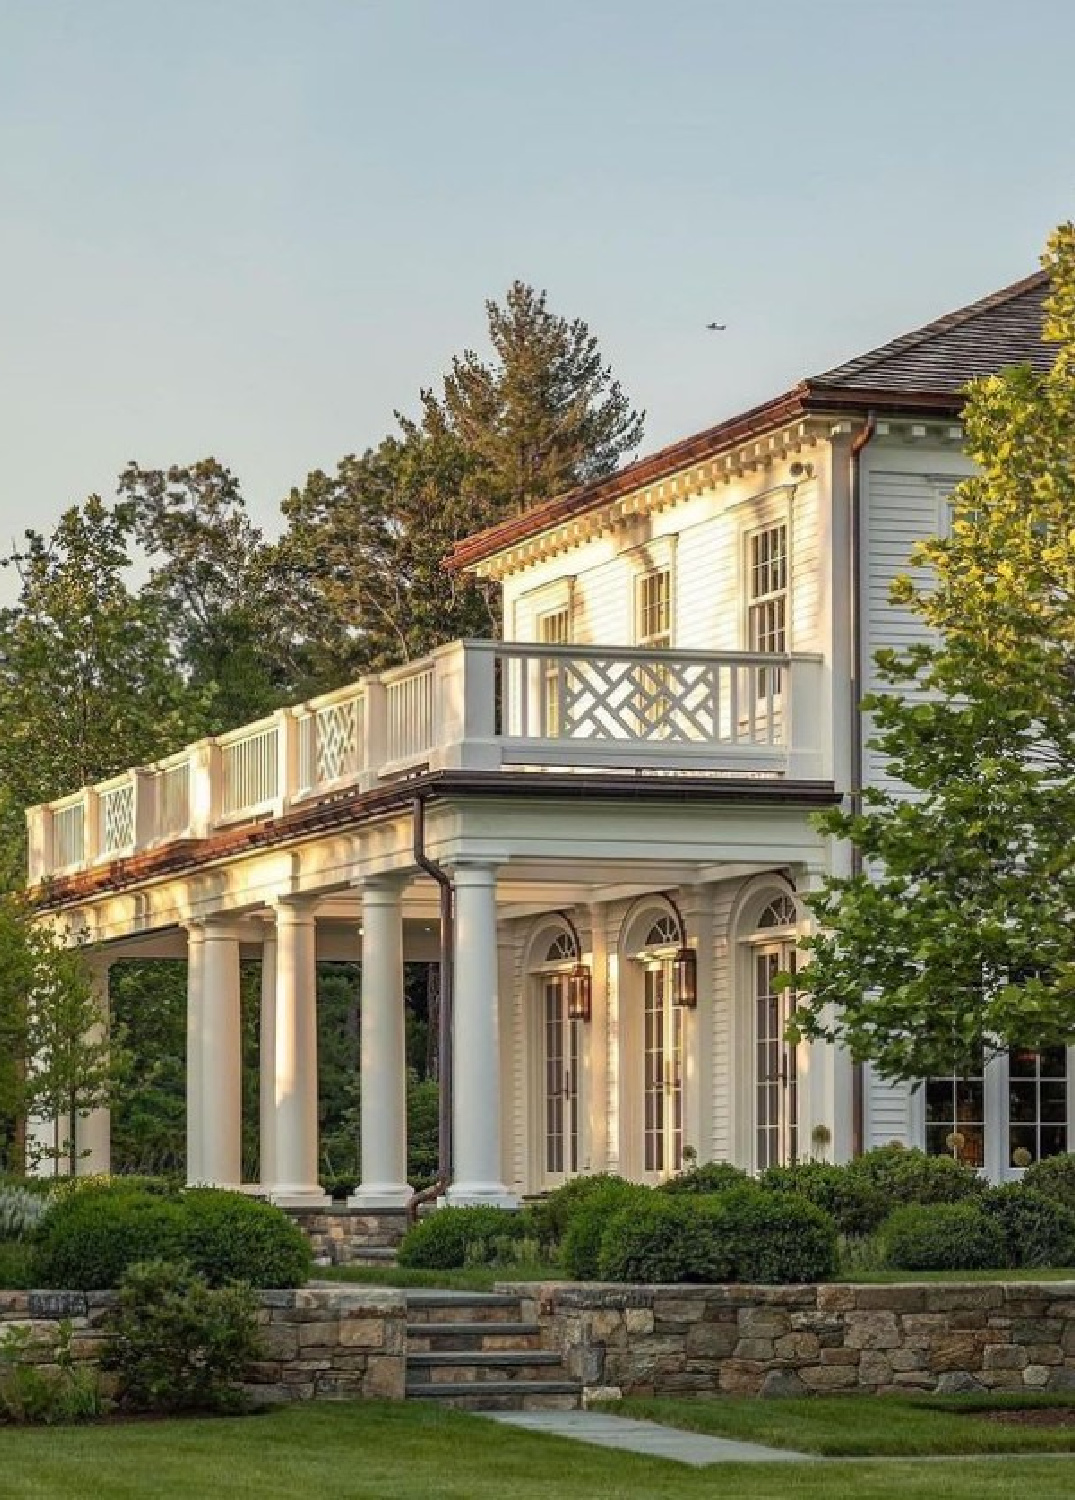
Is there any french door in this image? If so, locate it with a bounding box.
[542,976,581,1184]
[643,961,684,1178]
[754,943,798,1169]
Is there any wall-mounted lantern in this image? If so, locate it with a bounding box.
[557,910,592,1022]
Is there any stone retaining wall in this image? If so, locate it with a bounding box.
[508,1281,1075,1400]
[286,1207,409,1265]
[0,1286,406,1405]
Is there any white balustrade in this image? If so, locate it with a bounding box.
[220,720,280,818]
[28,643,826,880]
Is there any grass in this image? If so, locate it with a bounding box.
[317,1260,564,1291]
[0,1401,1073,1499]
[608,1392,1075,1457]
[839,1268,1075,1283]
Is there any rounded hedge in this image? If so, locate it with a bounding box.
[979,1184,1075,1270]
[846,1145,984,1208]
[33,1184,311,1290]
[527,1174,636,1247]
[597,1195,734,1283]
[1023,1154,1075,1215]
[397,1206,529,1269]
[715,1188,838,1283]
[179,1190,312,1288]
[658,1162,749,1197]
[759,1162,887,1237]
[34,1187,185,1290]
[560,1180,653,1279]
[883,1202,1004,1271]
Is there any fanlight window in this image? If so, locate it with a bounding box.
[756,894,798,930]
[644,914,680,949]
[545,930,578,964]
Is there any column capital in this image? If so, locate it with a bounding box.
[357,871,410,895]
[270,896,319,930]
[450,860,501,887]
[200,917,250,943]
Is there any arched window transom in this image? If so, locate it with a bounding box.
[545,930,578,964]
[643,914,680,948]
[756,894,798,930]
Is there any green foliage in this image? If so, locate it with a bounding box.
[0,1241,35,1289]
[1023,1153,1075,1213]
[0,1186,49,1241]
[33,1185,184,1290]
[709,1188,839,1284]
[397,1207,529,1270]
[759,1162,888,1237]
[883,1203,1005,1271]
[658,1162,750,1197]
[529,1173,637,1244]
[559,1180,653,1280]
[788,225,1075,1080]
[979,1184,1075,1269]
[0,1320,104,1424]
[845,1145,985,1208]
[105,1260,259,1414]
[407,1078,440,1187]
[596,1195,734,1283]
[178,1190,311,1289]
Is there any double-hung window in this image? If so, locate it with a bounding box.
[634,567,673,734]
[747,523,788,698]
[538,606,570,737]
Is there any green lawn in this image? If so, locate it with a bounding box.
[317,1260,563,1291]
[609,1393,1075,1457]
[0,1402,1073,1500]
[841,1268,1075,1284]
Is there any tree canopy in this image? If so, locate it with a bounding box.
[791,223,1075,1082]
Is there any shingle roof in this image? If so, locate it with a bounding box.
[449,267,1054,573]
[810,270,1052,394]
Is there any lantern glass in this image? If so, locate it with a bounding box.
[567,963,592,1022]
[673,946,697,1008]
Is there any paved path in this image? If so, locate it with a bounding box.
[481,1409,814,1466]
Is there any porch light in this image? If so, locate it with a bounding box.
[567,963,592,1022]
[673,945,697,1009]
[557,910,592,1023]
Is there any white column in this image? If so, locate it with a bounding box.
[75,958,111,1176]
[270,901,329,1206]
[350,879,412,1209]
[199,919,243,1188]
[447,863,516,1207]
[185,925,205,1185]
[259,928,277,1192]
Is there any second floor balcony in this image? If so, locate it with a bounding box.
[28,639,828,882]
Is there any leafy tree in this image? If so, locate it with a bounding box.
[119,459,281,730]
[790,224,1075,1082]
[0,497,192,877]
[270,282,643,683]
[425,279,645,516]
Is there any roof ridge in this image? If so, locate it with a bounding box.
[811,267,1048,387]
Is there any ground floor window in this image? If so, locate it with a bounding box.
[924,1047,1070,1172]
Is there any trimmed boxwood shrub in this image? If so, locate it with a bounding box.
[597,1195,734,1283]
[560,1180,653,1279]
[33,1185,311,1290]
[527,1174,637,1247]
[658,1162,749,1197]
[714,1188,838,1283]
[883,1202,1004,1271]
[759,1162,887,1237]
[397,1206,530,1269]
[179,1190,312,1288]
[1023,1154,1075,1214]
[34,1188,185,1290]
[979,1184,1075,1269]
[846,1145,984,1208]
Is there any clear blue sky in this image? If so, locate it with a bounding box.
[1,0,1073,550]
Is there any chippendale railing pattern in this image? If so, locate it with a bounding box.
[27,641,826,880]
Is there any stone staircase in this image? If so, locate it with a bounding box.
[405,1290,580,1411]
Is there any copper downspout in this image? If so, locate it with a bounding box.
[848,409,877,1158]
[408,794,453,1219]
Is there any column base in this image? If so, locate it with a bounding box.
[444,1184,520,1210]
[348,1183,414,1211]
[268,1187,332,1210]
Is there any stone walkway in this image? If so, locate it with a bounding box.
[481,1409,814,1465]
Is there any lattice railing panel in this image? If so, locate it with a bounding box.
[316,695,362,784]
[100,781,135,853]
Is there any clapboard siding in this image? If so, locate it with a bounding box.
[863,1065,914,1151]
[502,471,822,657]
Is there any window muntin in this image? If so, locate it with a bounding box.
[747,524,788,655]
[1008,1046,1068,1166]
[538,607,570,738]
[925,1068,985,1168]
[635,568,672,648]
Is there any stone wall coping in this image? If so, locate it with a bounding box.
[495,1279,1075,1304]
[4,1285,405,1314]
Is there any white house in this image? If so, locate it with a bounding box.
[27,267,1066,1205]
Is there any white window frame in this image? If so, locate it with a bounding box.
[744,519,789,659]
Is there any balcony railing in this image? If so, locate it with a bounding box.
[26,642,827,882]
